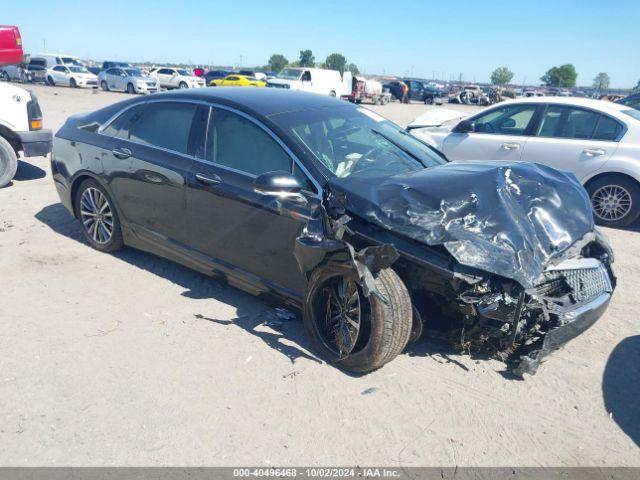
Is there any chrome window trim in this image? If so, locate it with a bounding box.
[97,98,322,197]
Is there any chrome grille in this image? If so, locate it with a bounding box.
[543,259,612,302]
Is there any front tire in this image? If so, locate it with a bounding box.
[179,81,188,89]
[74,179,124,252]
[47,76,55,86]
[127,82,135,94]
[0,136,18,188]
[69,78,77,88]
[329,90,336,97]
[303,265,412,373]
[100,80,109,91]
[587,175,640,228]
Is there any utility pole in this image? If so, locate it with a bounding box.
[43,39,46,51]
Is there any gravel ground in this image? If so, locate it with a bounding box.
[0,84,638,466]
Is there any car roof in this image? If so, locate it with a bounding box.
[146,87,348,117]
[506,96,632,115]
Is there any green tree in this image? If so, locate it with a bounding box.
[592,72,610,92]
[324,53,347,74]
[347,63,360,75]
[490,66,514,85]
[267,54,289,73]
[299,50,315,67]
[541,64,578,87]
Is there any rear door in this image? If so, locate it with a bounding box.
[106,100,200,246]
[520,104,620,180]
[442,103,539,162]
[186,106,315,296]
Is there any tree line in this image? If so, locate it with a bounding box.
[267,50,359,76]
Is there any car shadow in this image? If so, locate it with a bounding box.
[602,335,640,447]
[13,160,47,182]
[35,202,320,367]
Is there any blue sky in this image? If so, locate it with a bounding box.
[5,0,640,87]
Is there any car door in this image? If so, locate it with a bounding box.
[52,66,68,84]
[441,103,539,162]
[186,106,315,296]
[113,68,126,91]
[106,100,201,247]
[155,68,172,88]
[408,80,424,101]
[520,104,620,180]
[221,75,239,86]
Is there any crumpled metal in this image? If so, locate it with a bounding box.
[328,161,595,288]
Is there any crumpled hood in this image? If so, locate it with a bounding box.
[329,161,595,288]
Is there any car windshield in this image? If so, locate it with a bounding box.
[273,106,446,179]
[69,66,89,73]
[277,69,302,80]
[621,109,640,121]
[177,69,190,76]
[62,57,82,66]
[125,69,142,77]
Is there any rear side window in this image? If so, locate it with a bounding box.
[593,115,623,141]
[538,105,622,141]
[128,102,197,155]
[205,109,292,176]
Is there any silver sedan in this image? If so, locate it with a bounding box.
[98,67,159,94]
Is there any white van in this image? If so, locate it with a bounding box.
[267,67,352,97]
[37,53,84,69]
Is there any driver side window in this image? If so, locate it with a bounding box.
[471,105,537,136]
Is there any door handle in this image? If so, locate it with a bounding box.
[583,148,606,157]
[501,142,521,151]
[195,173,222,185]
[112,147,131,159]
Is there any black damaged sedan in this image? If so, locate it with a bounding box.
[51,89,615,376]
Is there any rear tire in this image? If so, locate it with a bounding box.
[74,179,124,252]
[0,136,18,188]
[329,90,336,97]
[303,265,412,373]
[587,175,640,228]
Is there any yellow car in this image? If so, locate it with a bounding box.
[210,74,266,87]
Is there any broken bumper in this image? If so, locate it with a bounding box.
[514,292,611,376]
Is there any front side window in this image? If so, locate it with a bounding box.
[205,109,292,177]
[537,106,599,139]
[272,106,446,179]
[277,69,302,80]
[128,102,197,154]
[471,104,537,136]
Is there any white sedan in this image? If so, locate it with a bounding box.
[409,97,640,227]
[46,65,98,88]
[149,67,205,89]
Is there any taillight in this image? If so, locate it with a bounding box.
[14,30,22,46]
[30,119,42,130]
[27,91,43,130]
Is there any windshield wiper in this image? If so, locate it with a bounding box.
[370,129,428,167]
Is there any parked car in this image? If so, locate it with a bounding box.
[238,69,267,81]
[46,65,98,88]
[205,70,233,85]
[98,67,159,94]
[51,88,615,376]
[193,67,205,77]
[38,53,84,69]
[101,61,132,71]
[149,67,205,89]
[0,82,51,187]
[0,25,24,67]
[616,93,640,111]
[409,97,640,227]
[0,56,47,83]
[404,79,443,104]
[210,74,266,87]
[267,67,351,97]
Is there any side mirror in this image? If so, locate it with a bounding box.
[254,171,306,203]
[454,120,474,133]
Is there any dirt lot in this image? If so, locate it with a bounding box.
[0,84,638,466]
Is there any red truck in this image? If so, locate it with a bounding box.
[0,25,24,67]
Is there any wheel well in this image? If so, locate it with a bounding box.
[0,125,21,153]
[584,172,640,192]
[70,174,94,217]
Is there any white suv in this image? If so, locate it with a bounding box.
[149,67,205,89]
[0,83,52,187]
[409,97,640,227]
